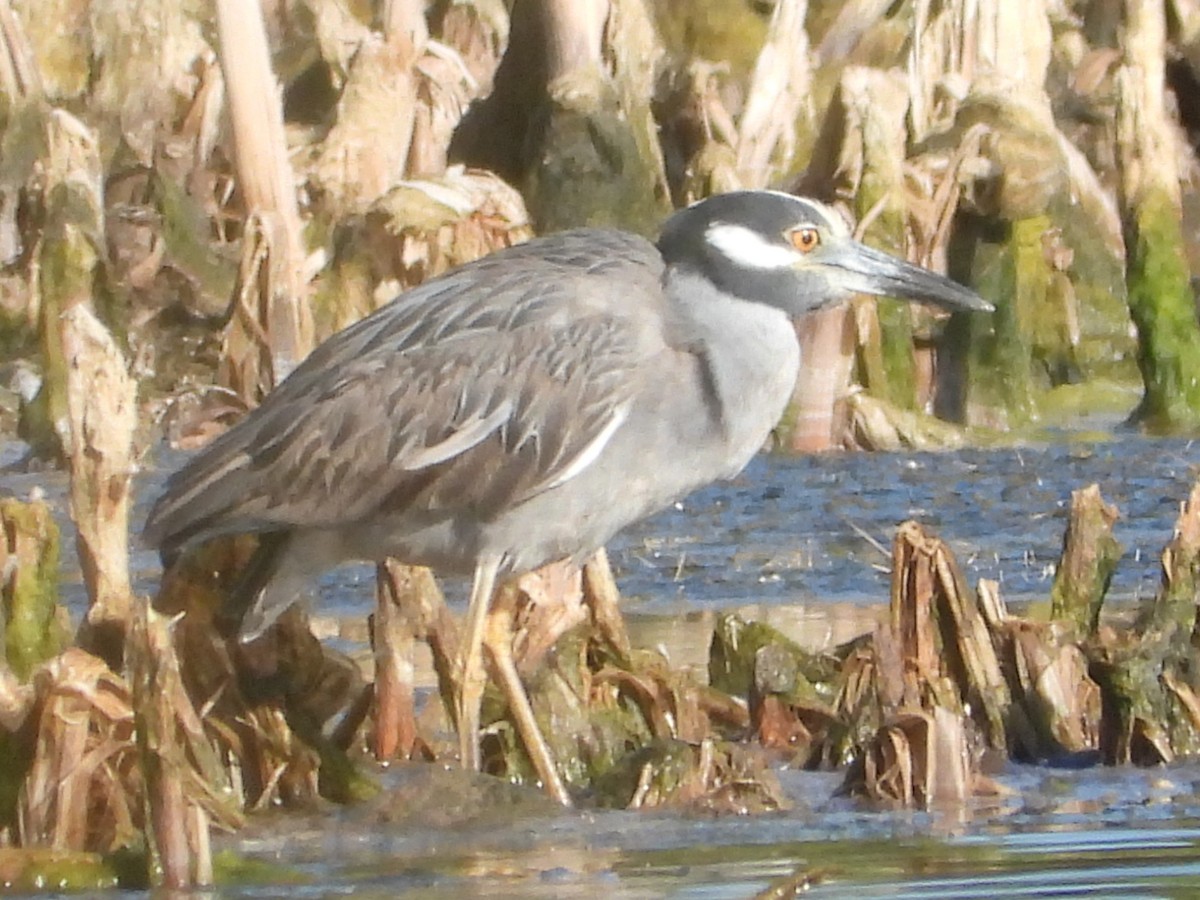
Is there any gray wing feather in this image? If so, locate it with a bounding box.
[144,229,666,551]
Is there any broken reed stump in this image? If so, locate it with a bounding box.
[310,1,477,215]
[985,583,1098,759]
[359,549,719,804]
[372,561,422,762]
[887,521,1019,754]
[1115,0,1200,430]
[857,707,970,809]
[799,65,917,414]
[127,600,242,889]
[0,499,144,877]
[1087,481,1200,764]
[844,521,1015,806]
[1050,484,1121,637]
[62,303,137,667]
[844,479,1200,803]
[834,496,1118,805]
[24,108,106,465]
[17,649,135,852]
[372,559,452,762]
[1153,480,1200,638]
[453,0,670,236]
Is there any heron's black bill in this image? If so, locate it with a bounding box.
[836,242,993,313]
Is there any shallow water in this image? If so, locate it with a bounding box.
[220,762,1200,898]
[4,432,1197,623]
[5,431,1200,896]
[285,434,1200,627]
[606,436,1199,614]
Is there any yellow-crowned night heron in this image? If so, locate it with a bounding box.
[143,190,990,802]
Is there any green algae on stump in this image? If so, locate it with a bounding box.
[1122,190,1200,431]
[0,497,65,679]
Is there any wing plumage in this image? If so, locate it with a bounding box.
[143,229,666,554]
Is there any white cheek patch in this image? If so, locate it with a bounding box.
[704,223,800,269]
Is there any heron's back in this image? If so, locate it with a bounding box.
[143,228,671,562]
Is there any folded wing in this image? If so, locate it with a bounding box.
[143,229,666,554]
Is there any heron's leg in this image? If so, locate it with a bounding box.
[484,583,573,807]
[457,557,499,771]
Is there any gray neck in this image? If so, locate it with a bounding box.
[665,268,801,471]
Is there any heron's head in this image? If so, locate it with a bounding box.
[656,190,991,316]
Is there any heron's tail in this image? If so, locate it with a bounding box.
[216,532,301,641]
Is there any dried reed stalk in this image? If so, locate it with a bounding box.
[0,0,41,101]
[215,0,313,400]
[17,649,137,852]
[735,0,810,187]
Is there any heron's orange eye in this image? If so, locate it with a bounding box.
[790,227,820,253]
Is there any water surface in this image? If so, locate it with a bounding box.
[4,432,1200,896]
[221,762,1200,898]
